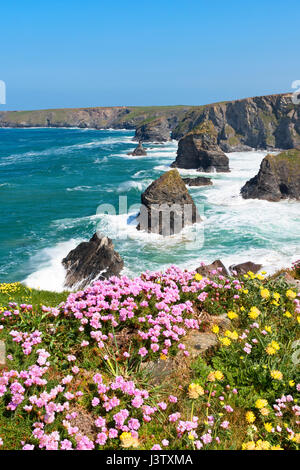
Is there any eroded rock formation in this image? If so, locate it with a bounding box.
[241,149,300,201]
[62,233,124,290]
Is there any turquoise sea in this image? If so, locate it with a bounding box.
[0,127,299,291]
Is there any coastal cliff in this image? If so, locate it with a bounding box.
[1,93,300,149]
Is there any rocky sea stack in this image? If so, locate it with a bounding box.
[127,141,147,156]
[172,121,230,172]
[62,233,124,290]
[182,176,213,187]
[241,149,300,201]
[137,169,201,235]
[134,117,170,142]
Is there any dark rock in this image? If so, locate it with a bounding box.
[127,141,147,156]
[241,149,300,201]
[182,176,213,186]
[229,261,262,276]
[172,121,230,172]
[134,117,171,142]
[196,260,228,277]
[137,169,201,235]
[62,233,124,290]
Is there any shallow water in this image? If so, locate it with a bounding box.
[0,128,299,291]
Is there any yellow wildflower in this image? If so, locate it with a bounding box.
[286,289,296,300]
[220,337,231,347]
[283,311,292,318]
[242,441,256,450]
[270,370,283,380]
[214,370,224,381]
[211,324,219,334]
[227,310,238,320]
[188,383,204,399]
[255,399,268,409]
[194,273,203,281]
[245,411,256,423]
[264,423,273,432]
[120,432,139,448]
[260,288,270,299]
[256,440,271,450]
[260,407,270,416]
[248,306,261,319]
[289,380,295,387]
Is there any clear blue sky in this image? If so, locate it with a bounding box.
[1,0,299,110]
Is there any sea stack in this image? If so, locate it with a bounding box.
[137,169,201,236]
[62,233,124,290]
[127,141,147,156]
[241,149,300,201]
[172,121,230,172]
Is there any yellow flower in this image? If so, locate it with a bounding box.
[266,346,276,355]
[271,445,283,450]
[266,341,280,355]
[256,274,265,280]
[120,432,139,448]
[248,306,261,319]
[260,288,270,299]
[286,289,296,300]
[264,326,272,333]
[273,292,280,301]
[255,399,268,409]
[289,380,295,387]
[220,337,231,347]
[270,370,283,380]
[260,407,270,416]
[256,440,271,450]
[271,340,280,350]
[160,354,167,361]
[211,324,219,334]
[188,383,204,399]
[194,273,203,281]
[245,411,256,423]
[224,330,238,340]
[243,289,249,294]
[188,432,195,440]
[207,372,216,382]
[283,311,292,318]
[242,441,256,450]
[264,423,273,432]
[227,310,238,320]
[214,370,224,381]
[297,316,300,324]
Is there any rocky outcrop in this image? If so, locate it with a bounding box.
[137,169,201,235]
[134,117,171,142]
[171,93,300,151]
[182,176,213,186]
[229,261,262,275]
[62,233,124,290]
[127,141,147,156]
[241,149,300,201]
[196,260,228,277]
[172,121,230,172]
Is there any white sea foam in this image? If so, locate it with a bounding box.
[23,239,83,292]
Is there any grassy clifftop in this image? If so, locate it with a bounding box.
[0,263,299,451]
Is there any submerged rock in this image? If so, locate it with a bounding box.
[137,169,201,235]
[229,261,262,276]
[62,233,124,290]
[172,121,230,172]
[182,176,213,186]
[241,149,300,201]
[134,117,171,142]
[127,141,147,156]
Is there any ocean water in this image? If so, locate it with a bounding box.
[0,127,299,292]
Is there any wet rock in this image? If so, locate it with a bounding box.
[62,233,124,290]
[127,141,147,156]
[137,169,201,235]
[172,121,230,172]
[182,176,213,186]
[229,261,262,276]
[196,260,228,277]
[241,149,300,201]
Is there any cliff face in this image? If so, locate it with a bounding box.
[240,149,300,201]
[1,93,299,151]
[172,121,230,172]
[171,93,300,151]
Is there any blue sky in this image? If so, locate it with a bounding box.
[1,0,299,110]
